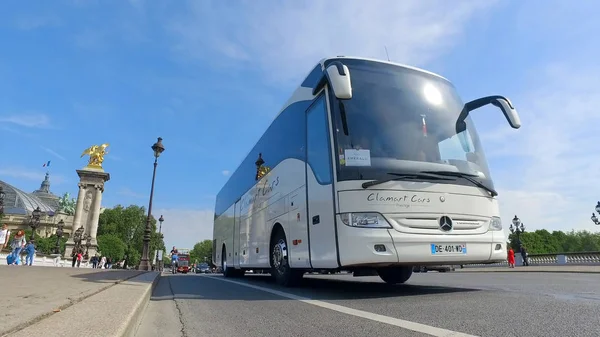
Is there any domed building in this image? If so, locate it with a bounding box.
[0,173,74,239]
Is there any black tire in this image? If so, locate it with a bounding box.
[222,246,235,278]
[270,229,303,286]
[377,266,413,284]
[222,246,245,278]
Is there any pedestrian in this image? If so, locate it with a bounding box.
[99,256,106,269]
[71,249,78,267]
[25,240,36,266]
[507,247,515,268]
[76,251,83,267]
[9,230,27,265]
[520,245,530,266]
[91,255,99,268]
[0,224,9,252]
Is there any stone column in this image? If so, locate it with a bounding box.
[65,168,110,259]
[71,183,87,231]
[89,184,104,245]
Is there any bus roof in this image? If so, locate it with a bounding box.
[318,56,449,81]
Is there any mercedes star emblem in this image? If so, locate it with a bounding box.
[439,216,453,231]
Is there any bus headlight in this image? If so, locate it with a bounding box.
[340,212,392,229]
[489,216,502,231]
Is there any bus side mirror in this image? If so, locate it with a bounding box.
[313,61,352,99]
[456,95,521,134]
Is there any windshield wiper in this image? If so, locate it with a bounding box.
[421,170,498,197]
[362,172,454,189]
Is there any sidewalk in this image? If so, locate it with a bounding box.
[0,265,159,337]
[455,265,600,273]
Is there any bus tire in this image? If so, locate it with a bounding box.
[222,246,236,278]
[222,246,245,278]
[377,266,413,284]
[270,230,303,286]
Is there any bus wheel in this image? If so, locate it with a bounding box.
[377,266,413,284]
[222,247,234,278]
[222,246,244,278]
[270,230,302,286]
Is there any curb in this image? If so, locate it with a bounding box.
[126,272,162,337]
[7,271,161,337]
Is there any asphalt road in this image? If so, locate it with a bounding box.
[135,271,600,337]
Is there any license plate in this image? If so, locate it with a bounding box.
[431,243,467,255]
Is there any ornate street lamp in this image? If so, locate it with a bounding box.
[154,215,165,271]
[73,226,85,253]
[30,207,43,240]
[85,236,91,259]
[509,215,526,246]
[139,137,165,271]
[591,201,600,225]
[0,185,5,217]
[55,219,65,254]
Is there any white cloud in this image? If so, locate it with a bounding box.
[153,208,214,251]
[41,147,66,161]
[0,168,66,185]
[488,61,600,234]
[14,15,61,30]
[0,113,51,128]
[168,0,500,85]
[117,188,146,199]
[222,170,230,176]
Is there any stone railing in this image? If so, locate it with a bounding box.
[465,251,600,268]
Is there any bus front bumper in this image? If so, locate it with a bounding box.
[337,225,506,267]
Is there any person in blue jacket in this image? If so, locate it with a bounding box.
[25,240,36,266]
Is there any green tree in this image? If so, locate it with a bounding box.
[190,239,213,265]
[98,204,165,268]
[97,234,126,261]
[508,229,600,254]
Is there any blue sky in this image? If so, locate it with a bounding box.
[1,0,599,249]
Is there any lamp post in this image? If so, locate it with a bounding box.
[73,226,85,253]
[139,137,165,271]
[85,236,91,260]
[591,201,600,225]
[154,215,164,271]
[29,207,43,241]
[509,215,526,247]
[55,219,64,254]
[0,185,5,218]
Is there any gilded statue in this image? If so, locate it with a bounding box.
[81,143,110,170]
[256,165,271,180]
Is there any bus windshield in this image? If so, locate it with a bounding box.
[328,58,494,190]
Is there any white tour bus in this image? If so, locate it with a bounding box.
[212,56,521,286]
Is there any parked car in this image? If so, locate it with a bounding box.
[195,263,212,274]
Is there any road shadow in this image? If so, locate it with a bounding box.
[69,270,149,284]
[150,272,480,302]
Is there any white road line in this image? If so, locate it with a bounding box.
[206,275,479,337]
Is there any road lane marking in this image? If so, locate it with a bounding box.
[207,275,479,337]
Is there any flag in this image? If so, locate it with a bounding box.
[42,161,51,167]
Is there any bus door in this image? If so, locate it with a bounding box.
[233,199,241,269]
[305,93,339,269]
